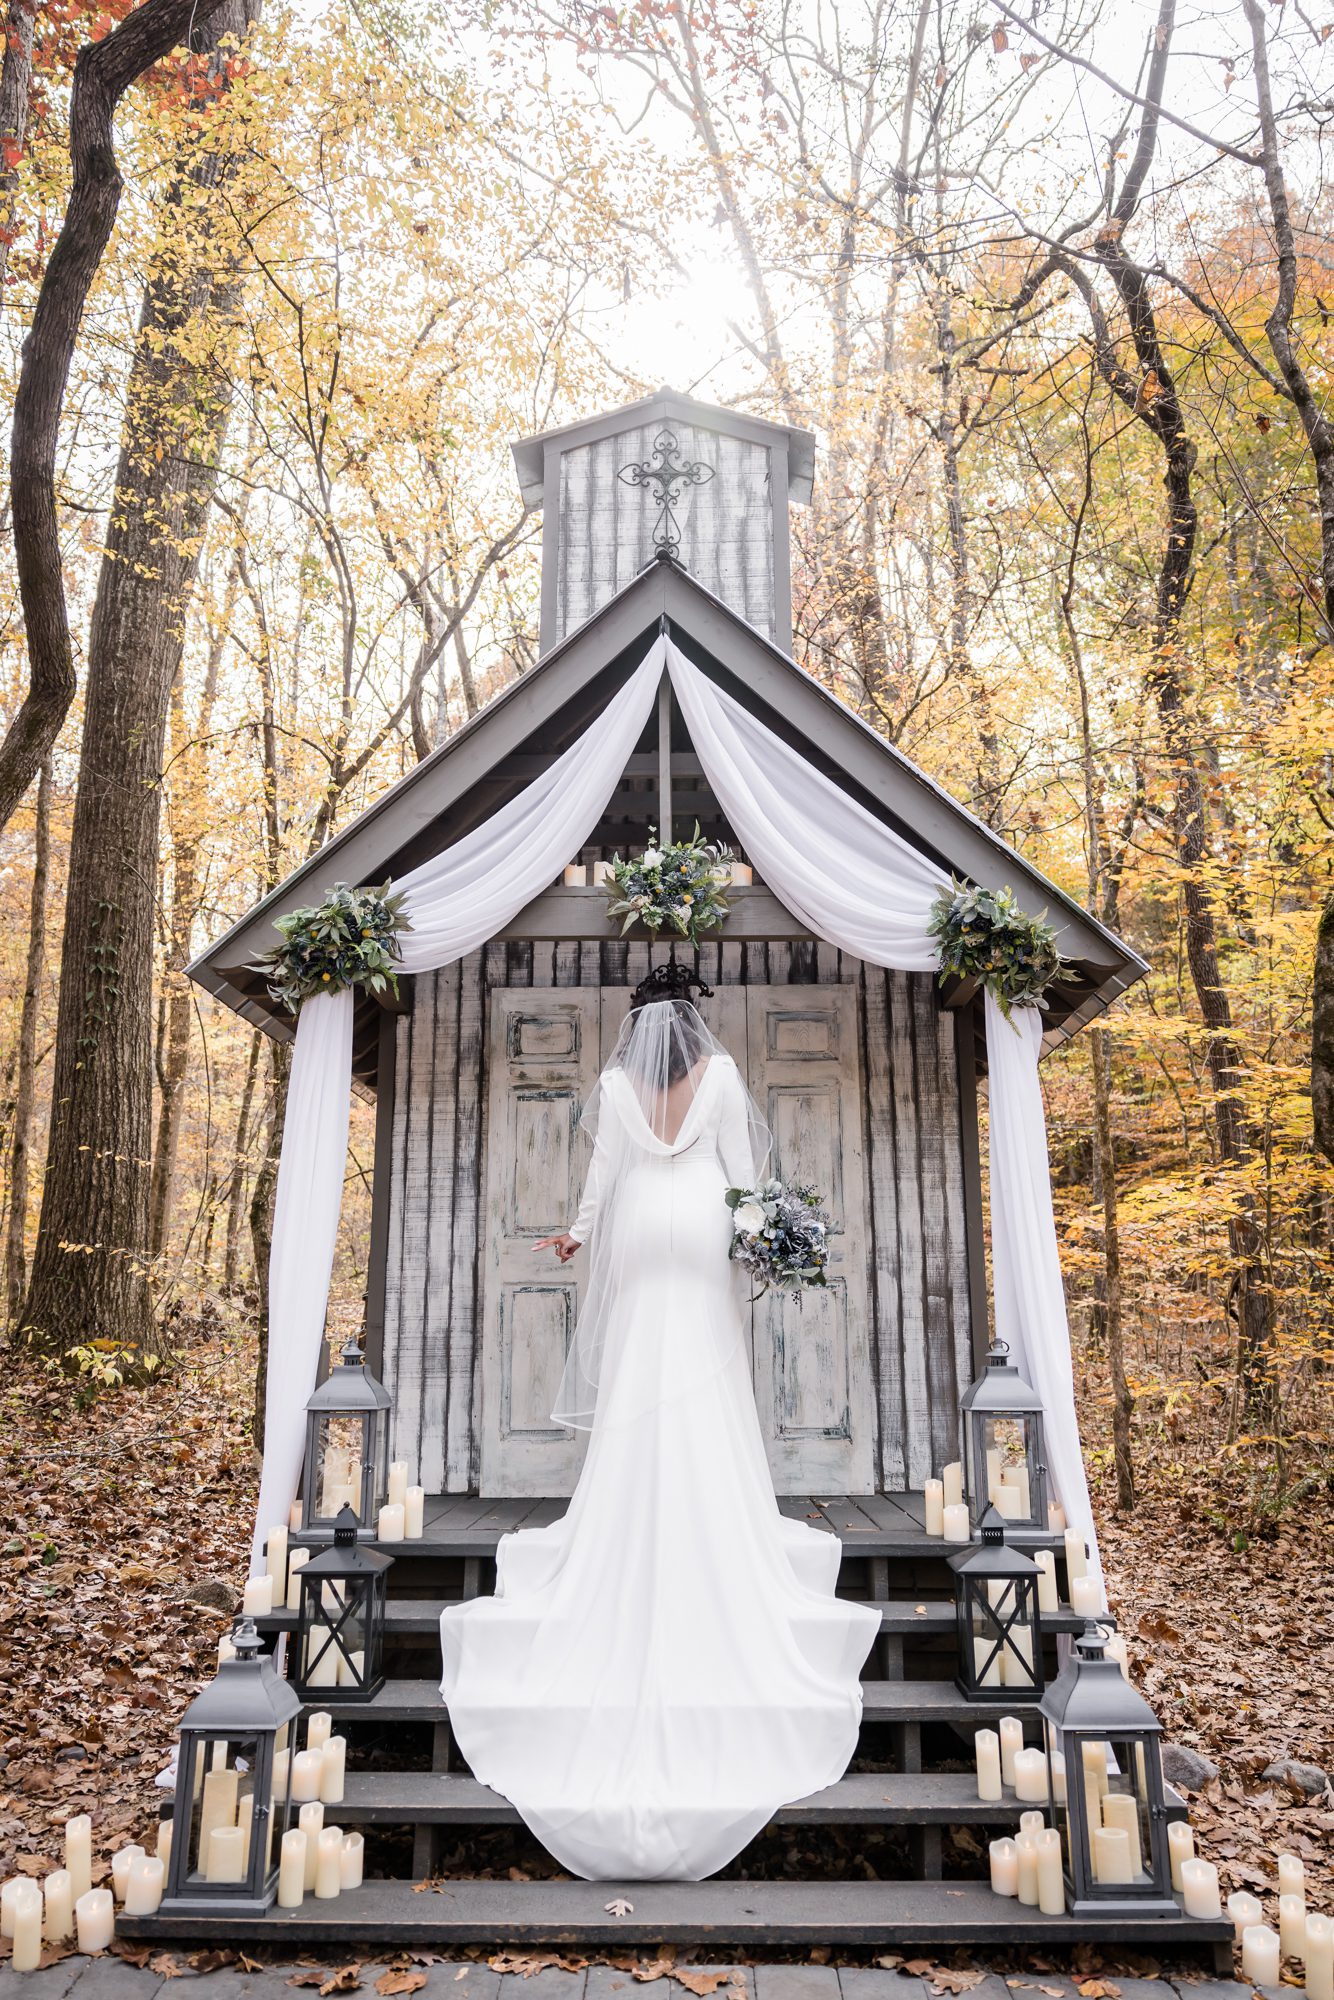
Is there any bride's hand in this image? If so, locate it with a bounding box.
[533,1232,580,1264]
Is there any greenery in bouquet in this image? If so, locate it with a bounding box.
[725,1177,830,1296]
[603,823,733,944]
[252,879,411,1012]
[928,879,1066,1019]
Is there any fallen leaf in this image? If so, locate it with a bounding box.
[605,1897,635,1916]
[150,1954,188,1979]
[376,1974,428,1997]
[673,1976,734,1996]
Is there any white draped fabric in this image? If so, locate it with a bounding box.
[252,629,1100,1585]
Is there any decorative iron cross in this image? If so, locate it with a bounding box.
[617,429,715,561]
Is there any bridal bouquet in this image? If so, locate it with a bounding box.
[725,1178,830,1295]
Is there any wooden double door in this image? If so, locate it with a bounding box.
[479,985,873,1495]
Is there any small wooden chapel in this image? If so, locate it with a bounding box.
[159,390,1230,1958]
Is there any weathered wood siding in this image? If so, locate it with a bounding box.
[377,941,977,1494]
[556,424,777,643]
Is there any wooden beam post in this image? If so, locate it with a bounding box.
[657,673,672,847]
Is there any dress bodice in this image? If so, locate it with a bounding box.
[569,1054,757,1244]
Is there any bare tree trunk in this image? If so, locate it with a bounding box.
[224,1028,263,1289]
[0,0,35,303]
[1316,893,1334,1168]
[5,755,51,1325]
[20,1,261,1356]
[248,1039,290,1453]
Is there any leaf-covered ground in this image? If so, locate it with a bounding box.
[1,1318,1330,1976]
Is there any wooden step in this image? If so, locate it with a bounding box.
[328,1770,1184,1827]
[308,1678,1038,1725]
[255,1598,1091,1639]
[120,1875,1231,1958]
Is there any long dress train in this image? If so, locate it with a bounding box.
[438,1050,879,1881]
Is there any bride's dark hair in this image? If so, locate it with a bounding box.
[626,963,714,1085]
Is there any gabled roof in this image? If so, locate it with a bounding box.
[188,556,1146,1076]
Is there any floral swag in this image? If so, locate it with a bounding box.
[253,881,411,1013]
[928,880,1067,1019]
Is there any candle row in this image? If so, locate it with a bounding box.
[563,859,754,888]
[0,1812,180,1968]
[921,1462,1070,1539]
[974,1718,1064,1802]
[276,1811,364,1907]
[988,1824,1065,1912]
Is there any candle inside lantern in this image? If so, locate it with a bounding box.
[1036,1827,1065,1915]
[1013,1748,1048,1802]
[337,1647,366,1688]
[123,1856,164,1918]
[1016,1831,1040,1907]
[1178,1857,1220,1920]
[75,1887,115,1954]
[1081,1739,1110,1801]
[1228,1890,1263,1940]
[972,1636,1002,1688]
[111,1843,145,1903]
[999,1715,1023,1790]
[205,1825,244,1884]
[405,1486,425,1539]
[1277,1851,1305,1900]
[10,1881,43,1973]
[306,1711,332,1752]
[1091,1825,1132,1884]
[319,1735,347,1805]
[993,1482,1022,1522]
[199,1764,239,1861]
[942,1502,970,1544]
[291,1748,324,1803]
[988,1836,1019,1897]
[277,1828,306,1910]
[377,1502,405,1542]
[1167,1818,1194,1890]
[242,1573,274,1618]
[975,1728,1003,1802]
[315,1826,343,1900]
[1063,1527,1088,1584]
[1305,1913,1334,2000]
[43,1868,73,1944]
[923,1479,944,1537]
[1100,1791,1142,1876]
[339,1831,364,1891]
[941,1461,963,1510]
[1280,1891,1307,1960]
[64,1815,93,1903]
[1241,1924,1281,1989]
[299,1802,324,1891]
[1001,1626,1035,1690]
[1035,1548,1058,1614]
[1070,1573,1105,1620]
[999,1463,1031,1515]
[388,1461,409,1509]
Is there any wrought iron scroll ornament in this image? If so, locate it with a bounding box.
[617,429,715,562]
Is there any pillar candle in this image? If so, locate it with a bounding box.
[314,1826,343,1900]
[1035,1549,1058,1614]
[975,1728,1003,1802]
[1013,1748,1048,1802]
[1016,1831,1040,1907]
[1101,1791,1143,1876]
[1048,1502,1067,1533]
[306,1711,332,1752]
[377,1502,405,1541]
[973,1637,1002,1688]
[1304,1913,1334,2000]
[999,1715,1023,1790]
[277,1829,306,1910]
[111,1844,146,1902]
[199,1766,240,1858]
[339,1832,364,1892]
[123,1856,164,1918]
[319,1735,346,1805]
[337,1647,365,1688]
[265,1524,288,1592]
[1051,1750,1067,1803]
[729,862,754,887]
[299,1803,324,1891]
[75,1888,115,1954]
[1000,1464,1031,1515]
[1036,1827,1065,1915]
[1,1878,24,1937]
[1019,1809,1045,1836]
[943,1502,970,1544]
[43,1869,73,1944]
[1242,1925,1281,1988]
[1103,1633,1130,1678]
[289,1500,304,1531]
[1091,1825,1132,1884]
[291,1748,324,1802]
[11,1881,43,1973]
[271,1748,291,1802]
[1001,1626,1035,1689]
[591,860,614,886]
[942,1461,963,1509]
[1063,1527,1088,1583]
[242,1573,274,1618]
[923,1479,944,1537]
[994,1482,1022,1522]
[1278,1851,1305,1900]
[157,1817,172,1872]
[64,1815,93,1902]
[1167,1818,1194,1890]
[388,1461,409,1508]
[405,1487,425,1538]
[562,863,587,887]
[286,1547,310,1612]
[205,1825,244,1884]
[1228,1890,1263,1939]
[1280,1891,1307,1959]
[1178,1857,1220,1921]
[1081,1739,1110,1799]
[1070,1573,1105,1620]
[989,1835,1019,1897]
[303,1632,339,1688]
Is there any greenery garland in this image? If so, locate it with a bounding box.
[252,880,411,1012]
[602,824,733,945]
[928,879,1066,1018]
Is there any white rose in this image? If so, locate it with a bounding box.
[733,1202,766,1235]
[641,846,663,867]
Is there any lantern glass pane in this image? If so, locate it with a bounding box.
[967,1578,1037,1693]
[184,1735,260,1886]
[981,1416,1033,1518]
[302,1579,368,1689]
[1080,1735,1155,1889]
[314,1414,367,1522]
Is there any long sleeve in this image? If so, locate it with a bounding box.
[568,1119,610,1244]
[716,1057,758,1192]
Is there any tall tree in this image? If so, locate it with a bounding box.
[4,755,50,1324]
[19,0,261,1356]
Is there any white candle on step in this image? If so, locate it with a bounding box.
[217,1632,237,1667]
[299,1803,324,1892]
[729,862,753,886]
[271,1748,290,1804]
[277,1829,306,1909]
[111,1844,145,1903]
[1103,1632,1129,1678]
[1070,1573,1104,1620]
[314,1826,343,1900]
[1051,1750,1067,1803]
[123,1856,164,1918]
[1016,1830,1040,1907]
[43,1869,73,1943]
[64,1815,93,1903]
[1013,1748,1048,1802]
[1101,1792,1142,1876]
[1048,1502,1067,1533]
[157,1818,172,1872]
[975,1728,1003,1801]
[289,1500,304,1531]
[242,1574,274,1617]
[1278,1851,1305,1900]
[1018,1810,1044,1836]
[1280,1892,1307,1959]
[1242,1925,1281,1988]
[1305,1913,1334,2000]
[1167,1818,1194,1890]
[999,1715,1023,1789]
[1063,1527,1088,1584]
[286,1547,310,1612]
[206,1826,244,1884]
[943,1502,970,1544]
[405,1487,425,1539]
[265,1524,288,1592]
[319,1736,346,1805]
[75,1887,115,1953]
[942,1461,963,1510]
[1179,1857,1220,1920]
[562,863,587,887]
[291,1749,323,1803]
[1228,1890,1263,1939]
[306,1711,332,1752]
[388,1461,409,1508]
[1091,1825,1132,1884]
[923,1479,944,1537]
[11,1881,43,1972]
[339,1832,364,1892]
[1,1877,24,1937]
[1036,1827,1065,1915]
[1035,1549,1058,1614]
[377,1502,405,1542]
[989,1836,1019,1896]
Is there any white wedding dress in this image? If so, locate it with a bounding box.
[438,1006,879,1881]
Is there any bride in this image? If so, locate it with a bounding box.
[438,966,879,1882]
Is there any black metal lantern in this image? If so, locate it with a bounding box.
[161,1618,300,1919]
[948,1503,1044,1701]
[1040,1621,1177,1917]
[294,1504,391,1702]
[960,1337,1048,1532]
[300,1338,391,1537]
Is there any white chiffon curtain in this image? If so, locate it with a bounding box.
[252,632,1100,1583]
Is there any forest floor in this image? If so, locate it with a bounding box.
[0,1311,1330,1984]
